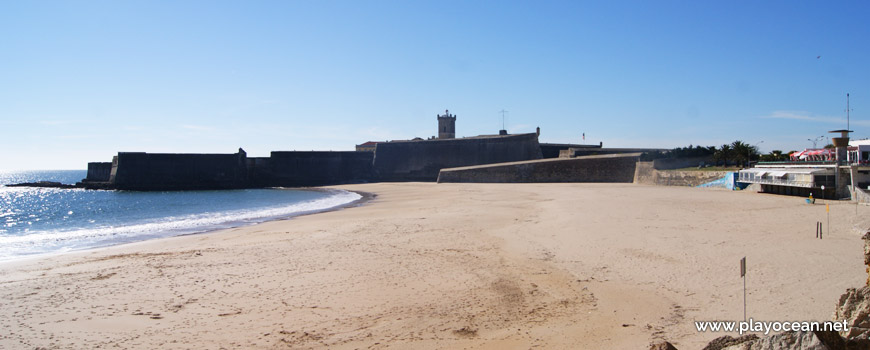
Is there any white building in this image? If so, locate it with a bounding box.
[738,130,870,199]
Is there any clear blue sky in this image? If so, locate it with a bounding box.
[1,1,868,170]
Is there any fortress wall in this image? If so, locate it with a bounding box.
[250,151,374,187]
[436,153,640,183]
[633,161,657,185]
[245,157,272,187]
[539,143,602,159]
[84,162,112,182]
[373,133,543,182]
[111,151,248,191]
[563,147,669,158]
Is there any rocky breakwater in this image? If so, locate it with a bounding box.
[5,181,77,189]
[5,181,112,190]
[651,233,870,350]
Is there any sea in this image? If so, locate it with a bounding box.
[0,170,362,261]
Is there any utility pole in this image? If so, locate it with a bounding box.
[846,93,856,201]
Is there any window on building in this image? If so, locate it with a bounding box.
[813,175,835,188]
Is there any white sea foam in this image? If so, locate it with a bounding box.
[0,189,362,260]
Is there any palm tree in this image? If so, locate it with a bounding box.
[761,150,786,162]
[715,144,732,167]
[770,150,785,161]
[731,140,758,167]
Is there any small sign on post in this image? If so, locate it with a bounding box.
[740,257,747,322]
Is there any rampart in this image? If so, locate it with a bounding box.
[109,150,248,190]
[540,142,602,159]
[561,147,669,158]
[83,162,112,182]
[373,133,543,182]
[248,151,374,187]
[437,153,640,183]
[68,132,625,190]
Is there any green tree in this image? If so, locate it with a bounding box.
[760,150,788,162]
[715,144,732,167]
[731,141,748,166]
[730,140,761,167]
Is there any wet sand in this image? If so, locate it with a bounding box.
[1,182,866,349]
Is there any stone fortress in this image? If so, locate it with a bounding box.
[77,110,663,191]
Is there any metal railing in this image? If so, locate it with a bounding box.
[737,177,814,188]
[757,161,835,165]
[758,160,870,166]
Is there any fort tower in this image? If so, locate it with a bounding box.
[437,109,456,139]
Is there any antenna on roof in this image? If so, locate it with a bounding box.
[499,109,508,130]
[497,109,510,136]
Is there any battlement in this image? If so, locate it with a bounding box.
[437,109,456,139]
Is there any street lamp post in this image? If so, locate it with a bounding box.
[808,135,824,149]
[749,141,764,167]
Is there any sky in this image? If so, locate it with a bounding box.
[1,1,869,170]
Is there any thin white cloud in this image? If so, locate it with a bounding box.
[508,124,533,134]
[39,120,88,126]
[57,134,96,140]
[179,124,217,132]
[760,110,870,126]
[761,111,839,123]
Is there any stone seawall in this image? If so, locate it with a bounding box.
[436,153,640,183]
[561,147,669,158]
[72,133,548,190]
[249,151,374,187]
[110,151,248,191]
[374,133,543,182]
[84,162,112,182]
[540,143,601,159]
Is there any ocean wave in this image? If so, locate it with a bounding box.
[0,189,362,260]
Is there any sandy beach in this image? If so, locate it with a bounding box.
[1,182,867,349]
